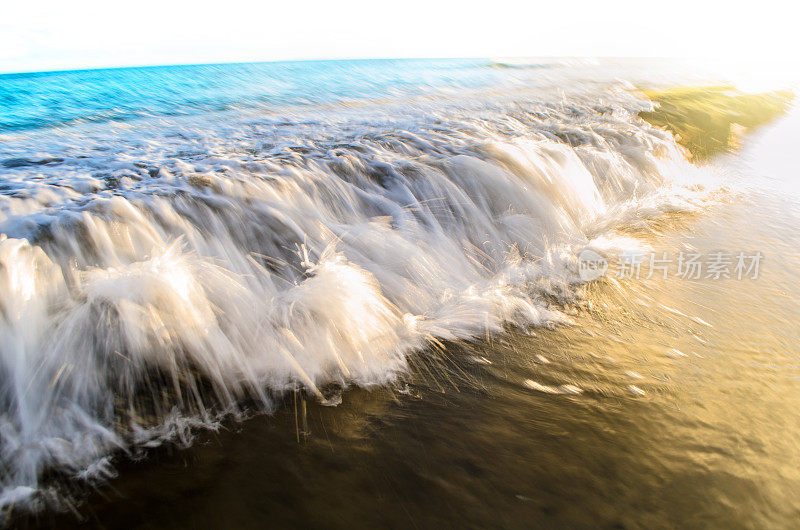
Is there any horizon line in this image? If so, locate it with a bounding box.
[0,55,682,77]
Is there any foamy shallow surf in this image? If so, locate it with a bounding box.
[0,60,717,513]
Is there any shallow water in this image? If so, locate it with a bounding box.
[16,108,800,529]
[2,59,799,525]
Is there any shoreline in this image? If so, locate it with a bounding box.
[638,85,794,160]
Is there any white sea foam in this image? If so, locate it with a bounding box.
[0,81,716,511]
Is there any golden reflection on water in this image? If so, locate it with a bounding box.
[639,86,794,160]
[36,183,800,529]
[25,102,800,529]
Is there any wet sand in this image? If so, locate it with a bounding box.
[24,108,800,529]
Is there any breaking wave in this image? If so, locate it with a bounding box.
[0,68,714,512]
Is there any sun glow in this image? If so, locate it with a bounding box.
[0,0,797,73]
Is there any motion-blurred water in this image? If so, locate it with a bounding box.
[1,59,796,526]
[0,59,560,132]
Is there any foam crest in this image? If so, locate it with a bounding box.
[0,82,716,511]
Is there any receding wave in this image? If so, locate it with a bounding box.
[0,81,714,512]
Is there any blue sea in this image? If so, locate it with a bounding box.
[2,58,800,528]
[0,59,547,132]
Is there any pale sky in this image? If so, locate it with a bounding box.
[0,0,796,73]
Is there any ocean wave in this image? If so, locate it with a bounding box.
[0,79,715,514]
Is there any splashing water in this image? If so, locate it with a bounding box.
[0,59,716,511]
